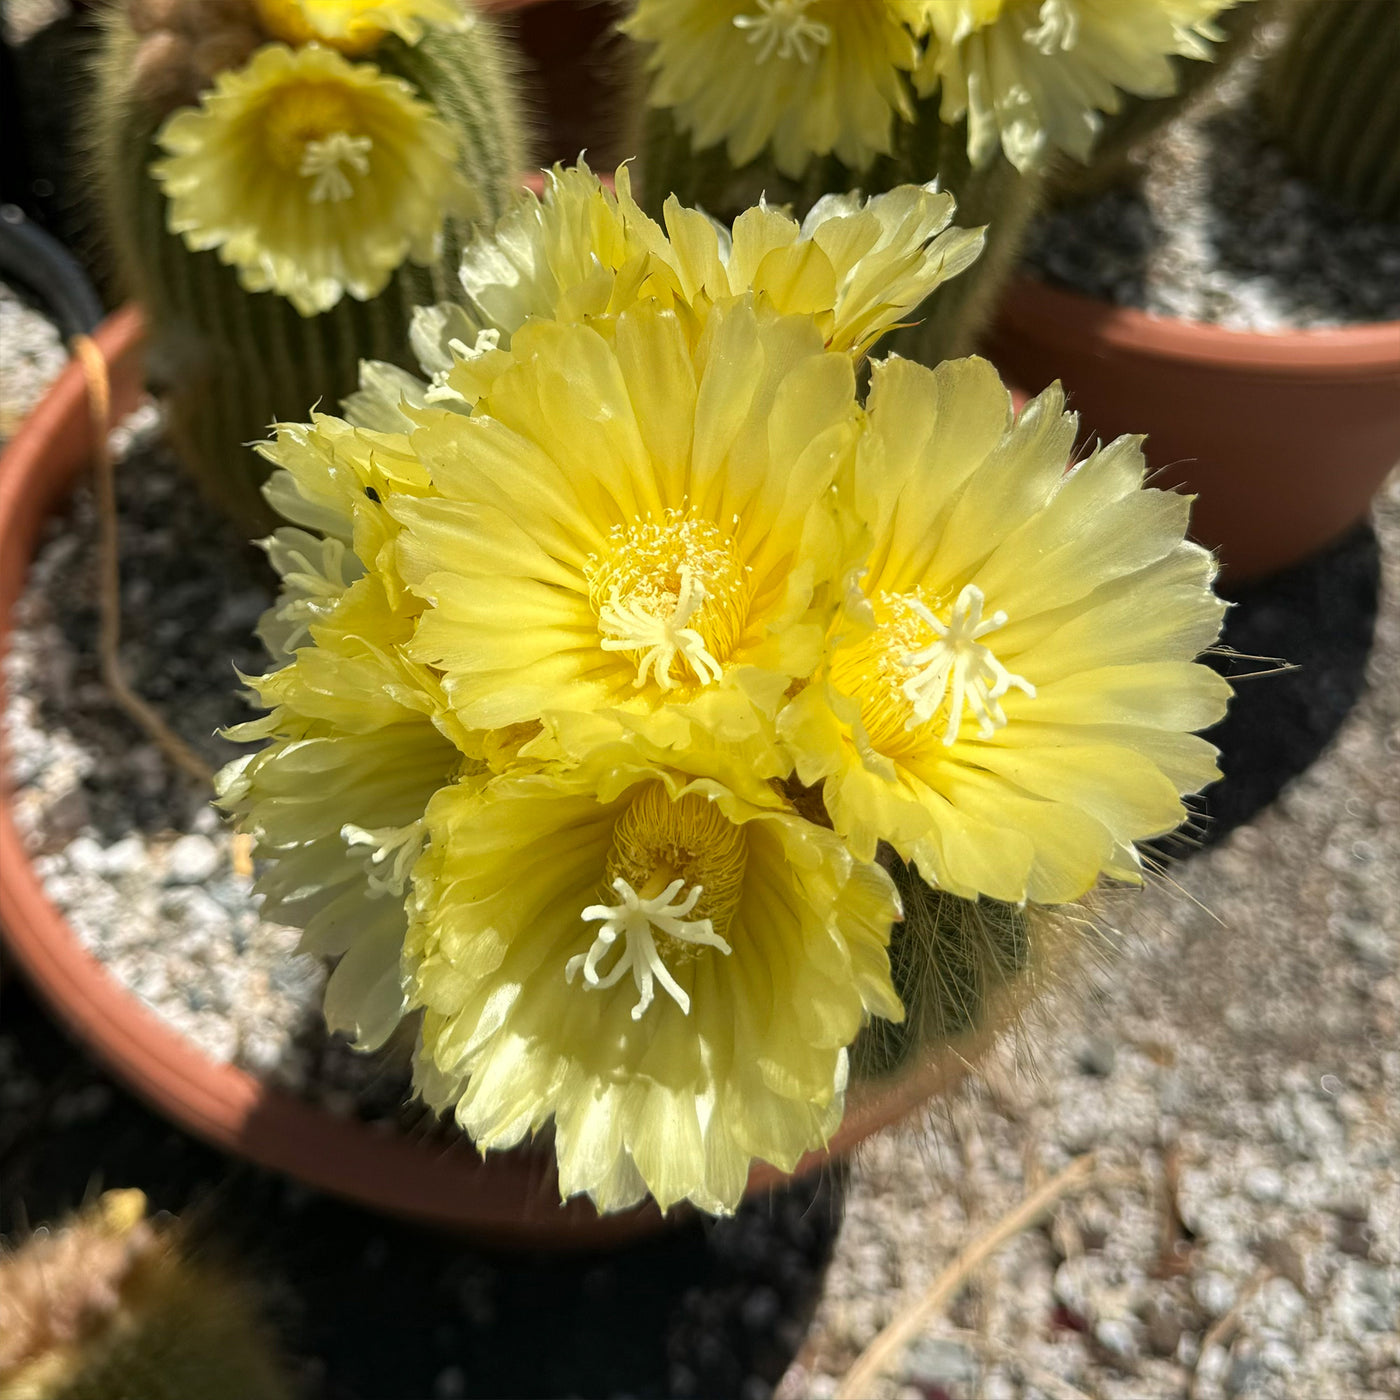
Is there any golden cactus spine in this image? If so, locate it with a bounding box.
[0,1191,291,1400]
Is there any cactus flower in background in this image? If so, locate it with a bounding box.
[916,0,1246,170]
[623,0,924,175]
[90,0,523,526]
[152,43,475,315]
[221,165,1230,1216]
[252,0,470,52]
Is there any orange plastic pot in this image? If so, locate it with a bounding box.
[0,308,966,1244]
[984,276,1400,583]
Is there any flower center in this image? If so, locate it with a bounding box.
[733,0,831,64]
[262,83,371,201]
[588,510,748,694]
[830,583,1035,754]
[566,784,747,1019]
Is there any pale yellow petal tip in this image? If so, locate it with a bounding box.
[253,0,469,52]
[914,0,1245,170]
[152,43,473,315]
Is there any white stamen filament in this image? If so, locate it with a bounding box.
[900,584,1036,745]
[1025,0,1080,55]
[733,0,832,64]
[567,876,733,1020]
[597,564,724,691]
[342,819,425,897]
[300,131,373,203]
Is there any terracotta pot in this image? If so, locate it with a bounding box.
[983,275,1400,583]
[0,308,967,1243]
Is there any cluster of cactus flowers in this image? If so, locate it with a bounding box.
[218,164,1232,1216]
[90,0,522,524]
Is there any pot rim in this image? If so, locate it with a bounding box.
[0,307,962,1241]
[1000,273,1400,379]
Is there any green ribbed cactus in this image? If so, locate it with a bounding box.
[851,854,1037,1083]
[89,0,525,530]
[1264,0,1400,222]
[0,1191,291,1400]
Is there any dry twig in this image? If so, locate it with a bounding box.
[72,336,214,789]
[1189,1265,1273,1400]
[835,1154,1097,1399]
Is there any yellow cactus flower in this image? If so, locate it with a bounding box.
[152,43,475,315]
[408,757,902,1213]
[252,0,468,54]
[389,297,866,770]
[411,161,983,411]
[913,0,1242,170]
[623,0,925,175]
[218,410,474,1048]
[779,355,1231,905]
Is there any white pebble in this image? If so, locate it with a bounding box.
[163,834,222,886]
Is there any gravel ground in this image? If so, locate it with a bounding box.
[1022,20,1400,330]
[0,282,66,442]
[782,476,1400,1400]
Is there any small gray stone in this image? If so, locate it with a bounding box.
[163,834,221,886]
[1194,1271,1238,1318]
[905,1337,979,1389]
[65,835,106,875]
[1094,1317,1137,1360]
[99,835,146,878]
[1245,1167,1285,1204]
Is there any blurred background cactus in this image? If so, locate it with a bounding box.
[626,0,1258,365]
[89,0,525,529]
[1263,0,1400,223]
[0,1190,291,1400]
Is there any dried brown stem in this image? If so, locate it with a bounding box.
[72,335,215,791]
[835,1153,1097,1399]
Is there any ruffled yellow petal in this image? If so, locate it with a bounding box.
[412,162,983,404]
[912,0,1243,170]
[625,0,923,175]
[153,43,475,314]
[407,756,901,1213]
[780,354,1229,905]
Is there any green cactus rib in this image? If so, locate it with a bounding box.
[91,15,525,532]
[1265,0,1400,222]
[851,853,1035,1083]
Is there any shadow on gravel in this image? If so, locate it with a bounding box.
[0,976,844,1400]
[1172,518,1382,854]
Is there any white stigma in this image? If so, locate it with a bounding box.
[597,564,724,691]
[734,0,831,64]
[300,131,373,203]
[567,876,733,1020]
[1025,0,1080,55]
[342,819,425,896]
[900,584,1036,745]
